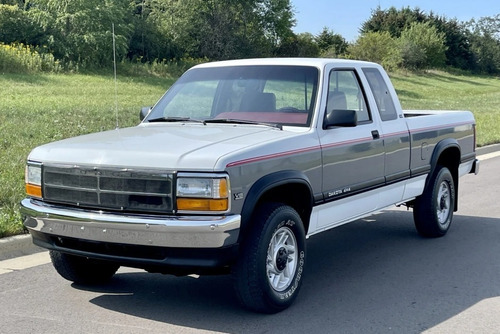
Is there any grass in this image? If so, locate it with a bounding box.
[390,70,500,146]
[0,69,499,237]
[0,72,174,237]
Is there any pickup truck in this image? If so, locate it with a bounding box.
[21,58,479,313]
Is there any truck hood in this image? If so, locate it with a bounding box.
[28,123,295,171]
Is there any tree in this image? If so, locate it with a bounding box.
[361,6,478,71]
[428,14,475,70]
[143,0,295,61]
[275,32,320,57]
[258,0,296,47]
[27,0,132,67]
[127,0,181,61]
[466,15,500,73]
[348,31,399,68]
[0,4,45,46]
[315,27,348,57]
[361,6,427,38]
[398,21,447,70]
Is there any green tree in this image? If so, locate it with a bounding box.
[315,27,348,57]
[362,6,477,71]
[398,21,447,70]
[361,6,426,38]
[144,0,295,60]
[0,4,45,46]
[348,31,399,68]
[466,15,500,73]
[275,32,320,57]
[428,15,475,70]
[27,0,132,67]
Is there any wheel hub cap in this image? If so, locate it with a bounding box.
[266,225,298,292]
[436,181,451,225]
[276,247,288,271]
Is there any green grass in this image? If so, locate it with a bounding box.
[390,70,500,146]
[0,72,174,237]
[0,69,499,237]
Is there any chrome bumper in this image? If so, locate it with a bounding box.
[471,158,480,175]
[21,199,240,249]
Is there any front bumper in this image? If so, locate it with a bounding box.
[21,199,241,272]
[21,198,240,249]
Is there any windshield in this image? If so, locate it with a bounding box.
[145,65,319,127]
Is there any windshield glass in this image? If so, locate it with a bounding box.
[145,65,319,127]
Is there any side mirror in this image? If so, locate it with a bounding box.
[323,109,357,129]
[140,107,151,121]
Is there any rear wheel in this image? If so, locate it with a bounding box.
[232,203,306,313]
[50,251,120,284]
[413,166,455,237]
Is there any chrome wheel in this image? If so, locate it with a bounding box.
[266,225,298,292]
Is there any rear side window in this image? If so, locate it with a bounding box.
[363,68,398,121]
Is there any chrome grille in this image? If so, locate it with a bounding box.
[43,165,173,213]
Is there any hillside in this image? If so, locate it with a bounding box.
[0,70,498,236]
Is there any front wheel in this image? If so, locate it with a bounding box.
[232,203,306,313]
[413,166,456,237]
[50,251,120,284]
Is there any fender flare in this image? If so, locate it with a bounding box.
[239,170,314,238]
[428,138,460,180]
[427,138,461,209]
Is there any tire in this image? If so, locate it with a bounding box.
[413,166,455,237]
[232,203,306,313]
[50,251,120,284]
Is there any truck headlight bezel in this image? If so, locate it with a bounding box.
[176,173,230,213]
[25,162,42,198]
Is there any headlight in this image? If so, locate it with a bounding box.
[176,174,229,212]
[25,162,42,198]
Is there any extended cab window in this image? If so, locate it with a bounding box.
[363,68,398,121]
[327,70,371,124]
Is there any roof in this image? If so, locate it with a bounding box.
[193,58,379,69]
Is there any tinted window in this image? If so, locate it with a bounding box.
[363,68,398,121]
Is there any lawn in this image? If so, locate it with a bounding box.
[0,73,174,237]
[390,70,500,146]
[0,69,499,237]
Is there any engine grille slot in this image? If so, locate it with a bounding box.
[43,165,173,213]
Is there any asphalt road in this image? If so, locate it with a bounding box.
[1,153,499,334]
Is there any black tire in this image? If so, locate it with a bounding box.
[50,251,120,284]
[232,203,306,313]
[413,166,455,237]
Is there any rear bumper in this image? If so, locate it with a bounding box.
[470,158,480,175]
[21,198,240,272]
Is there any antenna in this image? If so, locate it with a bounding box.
[112,23,119,129]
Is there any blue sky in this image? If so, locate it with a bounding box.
[292,0,499,41]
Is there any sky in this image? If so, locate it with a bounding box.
[292,0,500,42]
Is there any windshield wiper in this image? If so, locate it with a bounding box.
[148,116,206,124]
[204,118,282,130]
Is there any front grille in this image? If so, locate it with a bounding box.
[43,165,173,213]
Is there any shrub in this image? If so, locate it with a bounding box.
[117,58,208,78]
[0,43,61,73]
[398,22,447,70]
[347,31,401,69]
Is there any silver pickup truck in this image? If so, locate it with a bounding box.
[21,58,479,313]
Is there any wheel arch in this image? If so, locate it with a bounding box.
[428,139,461,211]
[239,170,313,242]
